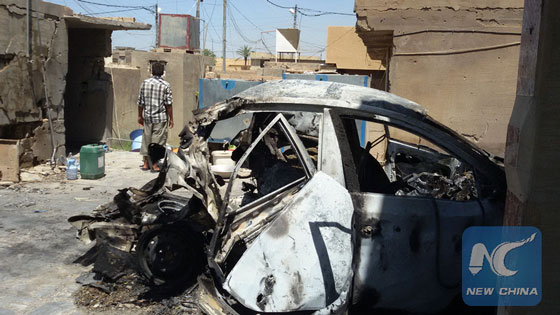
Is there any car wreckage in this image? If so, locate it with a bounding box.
[70,80,505,314]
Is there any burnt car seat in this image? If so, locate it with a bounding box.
[357,141,396,194]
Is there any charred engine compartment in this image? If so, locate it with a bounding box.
[69,187,213,284]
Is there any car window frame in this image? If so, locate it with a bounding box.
[209,113,317,262]
[328,109,489,199]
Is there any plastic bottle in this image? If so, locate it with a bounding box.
[66,153,78,180]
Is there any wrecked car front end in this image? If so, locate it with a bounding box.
[70,80,505,314]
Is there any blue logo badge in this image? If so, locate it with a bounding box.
[462,226,541,306]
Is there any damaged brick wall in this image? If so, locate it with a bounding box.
[0,0,69,167]
[354,0,524,156]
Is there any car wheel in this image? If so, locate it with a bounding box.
[136,224,204,286]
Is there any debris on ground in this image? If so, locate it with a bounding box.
[19,163,67,182]
[74,273,200,314]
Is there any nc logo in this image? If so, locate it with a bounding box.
[468,232,537,277]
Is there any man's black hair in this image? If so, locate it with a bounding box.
[152,62,164,76]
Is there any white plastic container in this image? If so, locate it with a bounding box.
[211,150,235,166]
[210,164,235,178]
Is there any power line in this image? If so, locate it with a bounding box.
[85,7,147,15]
[73,0,94,14]
[265,0,291,9]
[76,0,155,13]
[300,39,324,49]
[297,6,354,17]
[202,4,221,46]
[260,38,273,55]
[228,4,260,44]
[229,0,264,32]
[77,0,149,9]
[265,0,354,17]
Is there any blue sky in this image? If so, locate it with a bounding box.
[47,0,356,59]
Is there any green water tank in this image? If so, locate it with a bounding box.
[79,144,105,179]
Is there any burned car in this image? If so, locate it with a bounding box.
[70,80,505,313]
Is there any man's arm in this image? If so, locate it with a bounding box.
[166,105,174,129]
[165,84,174,128]
[138,82,145,126]
[138,107,144,126]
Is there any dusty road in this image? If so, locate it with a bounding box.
[0,152,157,314]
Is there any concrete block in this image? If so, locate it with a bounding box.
[205,71,219,79]
[262,67,283,77]
[19,171,42,182]
[31,120,65,162]
[0,139,20,182]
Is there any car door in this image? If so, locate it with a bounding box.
[218,113,356,312]
[327,110,489,313]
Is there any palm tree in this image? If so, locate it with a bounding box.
[202,49,216,57]
[202,49,216,66]
[236,45,252,67]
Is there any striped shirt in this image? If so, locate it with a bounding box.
[138,76,173,123]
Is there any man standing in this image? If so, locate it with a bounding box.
[138,62,174,171]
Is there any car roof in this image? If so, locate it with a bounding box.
[194,80,428,127]
[234,79,427,116]
[192,79,504,189]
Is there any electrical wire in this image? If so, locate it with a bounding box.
[201,2,217,51]
[73,0,94,14]
[306,27,355,55]
[265,0,354,17]
[228,4,260,44]
[75,0,155,14]
[264,0,291,9]
[394,29,522,37]
[202,4,221,45]
[85,8,148,15]
[229,0,264,32]
[393,41,521,56]
[76,0,150,10]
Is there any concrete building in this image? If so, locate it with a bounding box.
[326,26,386,90]
[354,0,524,156]
[250,52,323,68]
[504,0,560,313]
[0,0,149,180]
[108,48,209,147]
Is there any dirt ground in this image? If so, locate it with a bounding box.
[0,151,161,314]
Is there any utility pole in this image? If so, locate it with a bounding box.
[222,0,227,73]
[26,0,31,58]
[293,4,297,29]
[155,3,159,48]
[203,19,208,52]
[197,0,203,53]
